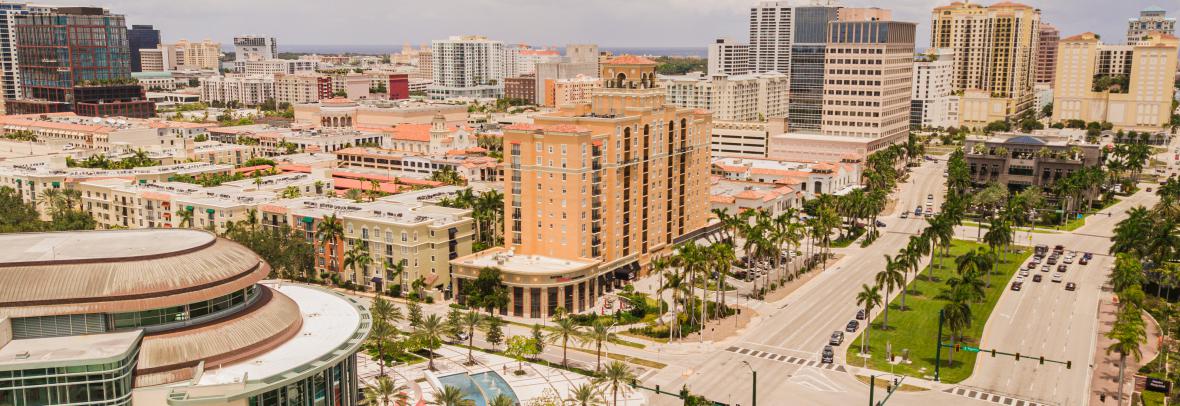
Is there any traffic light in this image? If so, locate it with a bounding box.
[1015,352,1021,361]
[953,343,960,351]
[1067,361,1072,369]
[1039,356,1044,365]
[990,349,996,357]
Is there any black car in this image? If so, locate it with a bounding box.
[1066,282,1077,291]
[821,346,834,363]
[1047,256,1058,265]
[1033,274,1042,282]
[1057,264,1067,273]
[846,320,859,332]
[856,309,866,320]
[1011,282,1022,291]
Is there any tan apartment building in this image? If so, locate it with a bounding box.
[139,39,221,71]
[931,2,1041,128]
[275,73,333,106]
[546,74,601,107]
[1052,32,1179,134]
[451,56,712,318]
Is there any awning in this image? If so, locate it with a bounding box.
[205,208,215,214]
[301,217,314,224]
[370,277,383,284]
[185,205,194,211]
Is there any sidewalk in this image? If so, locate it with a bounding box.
[1088,292,1162,405]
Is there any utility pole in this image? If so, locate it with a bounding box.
[741,360,757,406]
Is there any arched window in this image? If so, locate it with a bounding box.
[616,72,626,84]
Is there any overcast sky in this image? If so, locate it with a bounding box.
[77,0,1180,50]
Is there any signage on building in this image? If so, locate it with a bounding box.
[1145,377,1171,394]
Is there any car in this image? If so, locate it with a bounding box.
[1058,264,1068,273]
[830,331,844,346]
[1019,270,1029,277]
[1052,273,1064,283]
[915,207,923,216]
[1042,264,1051,272]
[927,194,934,200]
[1011,282,1023,291]
[1033,274,1043,282]
[1147,187,1153,192]
[876,220,887,228]
[1015,276,1025,283]
[1025,262,1036,270]
[1054,244,1065,253]
[846,320,859,332]
[821,346,834,363]
[1064,257,1073,264]
[1047,256,1058,265]
[1066,282,1077,291]
[1080,257,1090,265]
[900,211,909,219]
[856,309,866,320]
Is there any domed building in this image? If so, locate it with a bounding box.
[0,229,370,405]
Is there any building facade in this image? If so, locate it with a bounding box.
[128,24,160,73]
[504,74,536,102]
[200,74,276,106]
[140,39,221,71]
[748,1,794,74]
[7,6,155,118]
[1035,22,1060,85]
[1127,7,1175,45]
[1052,32,1179,134]
[707,38,750,76]
[963,132,1101,191]
[233,35,277,63]
[428,35,505,99]
[930,2,1041,128]
[661,71,789,122]
[274,72,333,106]
[451,55,712,319]
[548,74,601,107]
[911,48,958,129]
[787,4,842,132]
[821,19,915,147]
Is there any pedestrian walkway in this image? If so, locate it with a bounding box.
[1088,291,1161,405]
[725,345,848,373]
[942,386,1054,406]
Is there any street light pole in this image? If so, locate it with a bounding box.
[741,360,756,406]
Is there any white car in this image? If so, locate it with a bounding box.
[1019,270,1030,277]
[1015,276,1025,283]
[1052,273,1064,283]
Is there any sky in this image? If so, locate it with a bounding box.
[76,0,1180,51]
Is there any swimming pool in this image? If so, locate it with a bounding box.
[436,371,519,406]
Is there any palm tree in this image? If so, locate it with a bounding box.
[487,394,514,406]
[429,385,473,406]
[594,361,636,406]
[658,270,687,341]
[856,284,882,355]
[461,311,482,365]
[876,256,905,329]
[565,382,606,406]
[414,314,446,371]
[547,316,581,367]
[175,207,195,228]
[586,319,616,372]
[343,243,373,286]
[369,296,401,376]
[384,259,406,296]
[1107,307,1147,406]
[942,293,973,366]
[365,376,408,406]
[314,214,345,275]
[1110,253,1146,294]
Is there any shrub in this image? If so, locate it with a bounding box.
[425,296,435,304]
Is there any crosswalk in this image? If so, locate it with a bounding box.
[724,346,846,372]
[943,386,1052,406]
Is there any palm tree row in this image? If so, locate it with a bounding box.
[439,187,504,249]
[654,241,738,341]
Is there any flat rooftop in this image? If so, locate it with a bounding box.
[769,132,877,144]
[454,247,598,276]
[196,282,363,385]
[0,329,141,371]
[0,229,213,263]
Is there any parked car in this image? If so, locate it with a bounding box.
[830,331,844,346]
[846,320,859,332]
[1033,274,1043,282]
[1066,282,1077,291]
[856,309,866,320]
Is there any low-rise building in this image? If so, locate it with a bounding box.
[962,131,1102,191]
[200,74,276,106]
[709,177,800,217]
[711,156,860,198]
[0,160,233,210]
[334,146,500,182]
[505,74,536,102]
[275,72,333,106]
[294,98,468,128]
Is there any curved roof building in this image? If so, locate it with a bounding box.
[0,229,370,406]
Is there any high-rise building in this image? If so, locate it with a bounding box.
[930,2,1041,128]
[1035,22,1060,85]
[7,6,155,118]
[1127,7,1175,45]
[661,71,789,122]
[821,19,915,146]
[546,74,601,107]
[428,35,505,99]
[127,24,160,73]
[748,1,794,74]
[140,39,222,71]
[785,4,841,132]
[707,38,750,76]
[233,35,277,62]
[451,56,712,319]
[275,72,334,106]
[0,3,38,104]
[1052,32,1179,134]
[911,49,959,129]
[504,45,561,77]
[533,44,600,105]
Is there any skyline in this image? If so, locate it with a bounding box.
[77,0,1180,51]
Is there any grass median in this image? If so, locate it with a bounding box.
[846,239,1030,383]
